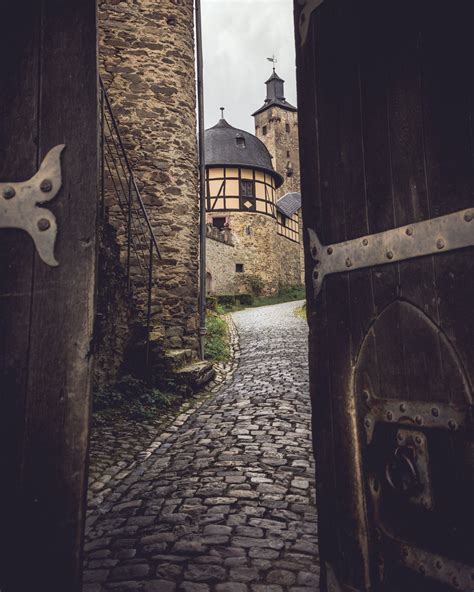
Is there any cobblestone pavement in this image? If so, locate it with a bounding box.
[83,300,319,592]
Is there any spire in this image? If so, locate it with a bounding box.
[252,69,297,117]
[220,106,225,119]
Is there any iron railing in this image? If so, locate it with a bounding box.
[99,78,162,363]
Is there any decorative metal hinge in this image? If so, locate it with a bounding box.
[0,144,65,267]
[298,0,325,46]
[308,208,474,297]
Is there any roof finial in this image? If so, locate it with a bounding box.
[220,107,225,119]
[266,54,278,72]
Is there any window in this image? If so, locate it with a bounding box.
[239,179,256,211]
[287,150,290,157]
[285,123,290,133]
[262,126,267,136]
[212,217,226,229]
[236,134,246,148]
[236,263,244,273]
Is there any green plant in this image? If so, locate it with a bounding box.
[205,312,230,362]
[237,293,253,306]
[244,274,264,297]
[217,295,236,307]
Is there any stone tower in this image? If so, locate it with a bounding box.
[253,70,300,200]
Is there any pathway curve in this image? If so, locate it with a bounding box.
[83,300,319,592]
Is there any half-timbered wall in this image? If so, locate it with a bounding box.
[207,166,276,217]
[277,210,300,243]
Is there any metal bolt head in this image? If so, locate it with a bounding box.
[2,185,15,199]
[40,179,53,193]
[448,419,457,430]
[400,403,407,413]
[415,436,422,445]
[386,251,394,260]
[431,407,439,417]
[436,238,445,250]
[364,418,371,428]
[386,411,393,421]
[435,560,443,570]
[464,212,473,222]
[415,415,423,425]
[406,227,413,236]
[397,432,404,442]
[37,218,51,232]
[362,238,369,246]
[327,247,333,255]
[345,258,352,268]
[362,390,370,402]
[313,270,319,280]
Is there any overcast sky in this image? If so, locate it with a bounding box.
[201,0,297,133]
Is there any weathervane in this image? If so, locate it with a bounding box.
[266,54,278,71]
[220,106,225,119]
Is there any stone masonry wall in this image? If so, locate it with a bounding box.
[206,235,236,295]
[276,234,302,288]
[99,0,200,354]
[255,108,301,200]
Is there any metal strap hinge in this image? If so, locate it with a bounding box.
[0,144,65,267]
[308,208,474,297]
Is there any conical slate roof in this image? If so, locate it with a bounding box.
[204,118,283,188]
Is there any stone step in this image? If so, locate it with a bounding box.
[173,361,215,394]
[161,348,195,371]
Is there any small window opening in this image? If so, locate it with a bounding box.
[236,134,246,148]
[236,263,244,273]
[285,123,290,133]
[262,126,267,136]
[212,217,226,229]
[245,226,252,235]
[287,150,290,157]
[240,180,254,198]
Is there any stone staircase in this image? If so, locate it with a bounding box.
[159,348,215,396]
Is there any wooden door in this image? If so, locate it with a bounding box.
[294,1,473,590]
[0,3,97,591]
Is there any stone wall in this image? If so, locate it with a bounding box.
[99,0,200,355]
[206,231,236,296]
[254,108,301,200]
[276,235,303,288]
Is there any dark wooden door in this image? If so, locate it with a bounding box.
[0,3,97,591]
[294,1,473,590]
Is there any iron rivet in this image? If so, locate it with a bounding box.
[37,218,50,232]
[346,258,352,268]
[313,270,319,280]
[400,403,407,413]
[327,247,333,255]
[464,213,473,222]
[2,186,15,199]
[386,251,394,259]
[386,411,393,421]
[397,433,404,442]
[436,238,445,250]
[364,418,371,428]
[415,415,423,425]
[435,560,443,570]
[415,436,422,445]
[448,419,457,430]
[406,227,413,236]
[431,407,439,417]
[40,179,53,193]
[362,238,369,246]
[362,390,370,402]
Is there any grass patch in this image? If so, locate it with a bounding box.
[93,375,179,423]
[217,285,306,313]
[205,311,230,363]
[295,302,307,319]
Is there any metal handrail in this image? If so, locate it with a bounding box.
[99,77,162,365]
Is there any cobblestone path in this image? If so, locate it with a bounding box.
[83,300,319,592]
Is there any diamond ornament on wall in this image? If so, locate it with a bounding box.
[244,200,253,209]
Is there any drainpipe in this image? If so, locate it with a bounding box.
[195,0,207,360]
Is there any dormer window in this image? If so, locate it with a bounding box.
[236,134,246,148]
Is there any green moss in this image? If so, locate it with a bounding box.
[205,312,230,362]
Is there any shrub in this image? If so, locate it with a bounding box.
[205,312,230,362]
[217,295,236,307]
[237,293,253,306]
[245,274,264,297]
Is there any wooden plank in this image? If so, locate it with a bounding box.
[0,6,40,590]
[0,2,98,590]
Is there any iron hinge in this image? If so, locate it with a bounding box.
[308,208,474,297]
[298,0,325,46]
[0,144,65,267]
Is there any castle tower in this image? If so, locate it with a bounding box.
[253,70,304,286]
[253,70,300,199]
